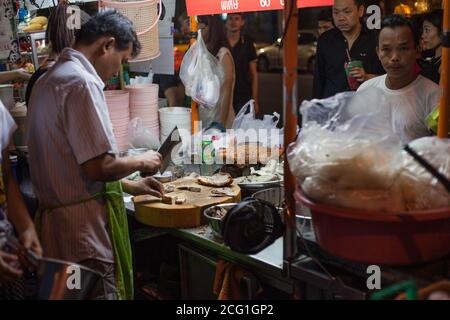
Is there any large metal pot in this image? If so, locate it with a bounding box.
[35,258,102,300]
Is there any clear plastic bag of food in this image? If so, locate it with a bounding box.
[398,137,450,211]
[287,89,405,211]
[180,30,224,109]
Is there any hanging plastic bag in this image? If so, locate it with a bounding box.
[232,99,280,131]
[128,117,161,150]
[180,30,224,109]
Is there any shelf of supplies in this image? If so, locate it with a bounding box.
[17,31,46,38]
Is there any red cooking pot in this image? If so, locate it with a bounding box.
[295,188,450,266]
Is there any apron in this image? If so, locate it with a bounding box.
[35,181,133,300]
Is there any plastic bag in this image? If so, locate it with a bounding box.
[232,99,280,131]
[398,137,450,211]
[180,30,224,109]
[287,89,406,212]
[128,117,161,150]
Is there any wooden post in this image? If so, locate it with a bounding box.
[283,0,299,264]
[438,0,450,138]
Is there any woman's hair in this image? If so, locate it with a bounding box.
[197,15,229,56]
[423,9,443,35]
[75,9,141,58]
[46,0,75,55]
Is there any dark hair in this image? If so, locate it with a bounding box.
[197,15,229,56]
[318,8,332,22]
[353,0,365,7]
[75,9,141,58]
[379,14,419,46]
[227,12,245,19]
[46,0,75,55]
[423,9,443,34]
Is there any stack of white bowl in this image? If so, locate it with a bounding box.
[126,84,160,139]
[105,90,130,151]
[159,107,192,142]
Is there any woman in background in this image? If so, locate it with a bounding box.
[25,0,76,105]
[420,9,443,84]
[197,15,235,129]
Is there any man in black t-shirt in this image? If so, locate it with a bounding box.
[226,13,259,114]
[313,0,385,99]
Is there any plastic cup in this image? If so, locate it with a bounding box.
[345,60,363,90]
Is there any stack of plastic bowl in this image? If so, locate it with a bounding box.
[105,90,130,152]
[126,84,160,138]
[159,107,192,142]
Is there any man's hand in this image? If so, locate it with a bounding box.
[0,250,23,283]
[135,151,162,176]
[349,67,367,82]
[19,227,43,258]
[14,68,32,81]
[123,177,164,197]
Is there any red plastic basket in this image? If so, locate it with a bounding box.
[296,188,450,266]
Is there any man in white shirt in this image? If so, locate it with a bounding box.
[27,10,162,299]
[357,14,440,143]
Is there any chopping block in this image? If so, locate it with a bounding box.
[133,177,241,228]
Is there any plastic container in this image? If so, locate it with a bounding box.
[105,90,130,151]
[125,84,160,137]
[159,107,191,142]
[297,189,450,266]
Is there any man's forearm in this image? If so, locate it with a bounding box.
[82,154,144,182]
[0,70,18,84]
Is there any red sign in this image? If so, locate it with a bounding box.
[186,0,333,16]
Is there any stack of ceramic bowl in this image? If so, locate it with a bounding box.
[126,84,160,138]
[159,107,192,142]
[105,90,130,151]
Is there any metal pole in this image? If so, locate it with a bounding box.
[438,0,450,138]
[283,0,299,272]
[190,16,199,134]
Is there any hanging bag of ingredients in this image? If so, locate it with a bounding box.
[180,29,224,109]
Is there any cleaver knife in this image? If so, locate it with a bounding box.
[157,126,181,174]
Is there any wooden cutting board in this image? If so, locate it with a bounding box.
[133,177,241,228]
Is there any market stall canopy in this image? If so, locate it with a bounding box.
[186,0,333,16]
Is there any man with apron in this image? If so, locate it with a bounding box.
[27,10,163,299]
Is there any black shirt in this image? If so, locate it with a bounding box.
[419,56,441,85]
[230,34,257,113]
[313,26,385,99]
